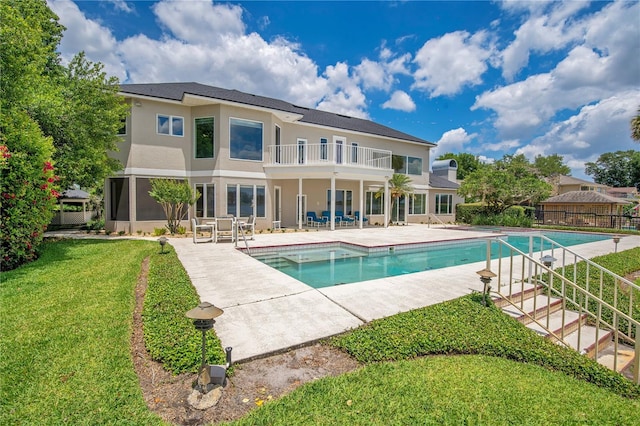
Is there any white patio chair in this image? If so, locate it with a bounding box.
[192,218,213,244]
[215,217,236,243]
[240,215,256,240]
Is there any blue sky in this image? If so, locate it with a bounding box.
[49,1,640,180]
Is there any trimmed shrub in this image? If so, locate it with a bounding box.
[1,110,58,270]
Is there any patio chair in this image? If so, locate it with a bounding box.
[215,217,236,243]
[354,211,368,224]
[321,210,342,223]
[192,218,213,244]
[239,215,255,240]
[306,211,327,227]
[336,211,354,226]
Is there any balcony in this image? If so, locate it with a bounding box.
[266,143,392,171]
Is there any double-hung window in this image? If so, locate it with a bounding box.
[157,114,184,136]
[230,118,263,161]
[194,117,214,158]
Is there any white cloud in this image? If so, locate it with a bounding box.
[433,128,476,157]
[412,31,494,97]
[152,0,245,44]
[381,91,416,112]
[107,0,133,13]
[517,90,640,177]
[316,62,368,119]
[48,0,126,81]
[355,59,390,91]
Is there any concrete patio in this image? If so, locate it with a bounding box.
[169,225,640,363]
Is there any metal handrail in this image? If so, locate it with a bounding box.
[488,237,639,383]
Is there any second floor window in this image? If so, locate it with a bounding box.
[157,114,184,136]
[194,117,214,158]
[393,154,422,175]
[230,118,263,161]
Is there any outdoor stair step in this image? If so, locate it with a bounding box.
[493,283,542,308]
[560,324,613,358]
[527,310,587,339]
[500,295,563,324]
[596,343,636,375]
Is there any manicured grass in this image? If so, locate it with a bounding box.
[331,294,640,399]
[230,355,640,426]
[0,239,166,425]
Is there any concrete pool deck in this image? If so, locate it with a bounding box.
[169,225,640,363]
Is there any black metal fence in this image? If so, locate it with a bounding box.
[535,209,640,230]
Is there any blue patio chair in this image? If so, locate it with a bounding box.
[306,211,327,227]
[354,211,368,223]
[321,210,342,223]
[336,211,355,225]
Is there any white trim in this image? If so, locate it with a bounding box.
[156,114,184,137]
[119,167,267,179]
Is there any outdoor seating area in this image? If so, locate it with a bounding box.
[191,216,257,244]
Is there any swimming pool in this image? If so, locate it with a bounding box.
[251,231,610,289]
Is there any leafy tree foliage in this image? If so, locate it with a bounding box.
[376,173,414,223]
[585,150,640,189]
[533,154,571,177]
[458,154,552,214]
[149,179,200,235]
[631,107,640,142]
[436,152,484,180]
[1,0,62,270]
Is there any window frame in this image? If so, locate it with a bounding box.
[229,117,264,162]
[156,114,184,137]
[194,116,215,159]
[409,193,426,215]
[226,183,267,218]
[194,183,215,218]
[435,193,453,215]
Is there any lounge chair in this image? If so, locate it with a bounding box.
[306,212,327,227]
[215,217,236,243]
[321,210,342,223]
[336,211,355,226]
[192,218,213,243]
[354,211,368,224]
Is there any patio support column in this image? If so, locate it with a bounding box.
[298,178,303,230]
[330,174,336,231]
[384,178,389,228]
[358,179,364,229]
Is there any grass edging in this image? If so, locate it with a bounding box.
[331,293,640,399]
[143,244,227,374]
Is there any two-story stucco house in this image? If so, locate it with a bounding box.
[107,82,459,233]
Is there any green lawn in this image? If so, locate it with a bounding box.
[0,239,166,425]
[229,355,639,426]
[2,238,638,425]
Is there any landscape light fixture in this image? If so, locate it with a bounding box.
[185,302,232,393]
[158,236,168,253]
[476,268,496,306]
[612,235,621,253]
[540,255,556,269]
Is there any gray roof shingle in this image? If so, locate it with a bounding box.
[119,82,433,145]
[429,173,459,189]
[541,191,630,204]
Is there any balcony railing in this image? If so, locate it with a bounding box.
[267,143,392,170]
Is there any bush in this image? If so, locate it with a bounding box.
[85,218,105,231]
[144,245,226,373]
[153,227,167,236]
[0,110,58,270]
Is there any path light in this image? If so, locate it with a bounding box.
[185,302,232,394]
[476,268,496,307]
[158,236,168,253]
[540,255,556,269]
[613,235,621,253]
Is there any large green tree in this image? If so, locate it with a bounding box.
[631,107,640,142]
[533,153,571,177]
[436,152,484,180]
[1,0,62,270]
[458,154,552,214]
[585,150,640,189]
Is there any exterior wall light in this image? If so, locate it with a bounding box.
[185,302,232,394]
[476,268,496,306]
[540,255,556,268]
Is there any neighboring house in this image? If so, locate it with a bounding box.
[552,175,609,195]
[606,186,639,200]
[107,82,459,233]
[538,190,632,228]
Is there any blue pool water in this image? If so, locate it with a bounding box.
[252,231,610,288]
